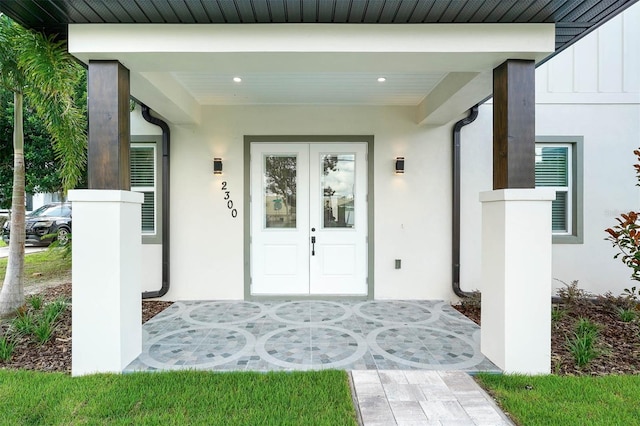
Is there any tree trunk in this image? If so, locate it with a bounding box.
[0,91,26,317]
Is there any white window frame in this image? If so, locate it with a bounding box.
[535,136,583,244]
[131,143,157,236]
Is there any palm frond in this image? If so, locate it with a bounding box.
[8,20,87,191]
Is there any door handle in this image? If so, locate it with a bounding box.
[311,236,316,256]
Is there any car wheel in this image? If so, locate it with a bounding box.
[56,227,70,246]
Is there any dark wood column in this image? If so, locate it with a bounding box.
[88,61,131,190]
[493,59,535,189]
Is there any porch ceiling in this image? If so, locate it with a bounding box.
[66,22,555,124]
[169,71,448,106]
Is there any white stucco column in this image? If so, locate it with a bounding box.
[69,190,143,376]
[480,188,555,374]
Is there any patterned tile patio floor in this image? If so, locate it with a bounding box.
[124,300,500,373]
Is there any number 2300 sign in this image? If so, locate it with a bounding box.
[221,181,238,218]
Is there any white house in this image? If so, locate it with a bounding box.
[1,0,637,376]
[462,4,640,298]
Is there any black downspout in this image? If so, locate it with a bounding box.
[141,104,170,299]
[452,104,479,298]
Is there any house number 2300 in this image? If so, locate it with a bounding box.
[221,181,238,218]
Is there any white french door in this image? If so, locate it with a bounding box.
[250,142,368,296]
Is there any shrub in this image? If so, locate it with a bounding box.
[556,280,590,307]
[605,149,640,283]
[7,297,68,346]
[11,312,35,336]
[32,319,54,345]
[0,334,16,361]
[551,305,566,323]
[616,307,636,322]
[27,295,43,311]
[566,317,599,368]
[460,290,481,310]
[42,298,67,324]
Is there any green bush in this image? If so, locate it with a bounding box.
[11,311,36,336]
[617,307,636,322]
[605,149,640,283]
[551,305,566,322]
[27,294,43,311]
[566,317,599,368]
[32,319,54,345]
[0,334,16,361]
[42,298,67,324]
[6,297,68,347]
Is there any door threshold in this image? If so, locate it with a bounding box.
[248,294,372,301]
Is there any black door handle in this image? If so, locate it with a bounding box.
[311,236,316,256]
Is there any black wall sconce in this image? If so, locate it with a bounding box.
[213,158,223,175]
[395,157,405,174]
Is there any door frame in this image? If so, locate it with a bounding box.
[244,135,375,300]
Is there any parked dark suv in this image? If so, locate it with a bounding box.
[2,203,72,246]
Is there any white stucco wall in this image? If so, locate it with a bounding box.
[130,105,165,294]
[139,105,457,301]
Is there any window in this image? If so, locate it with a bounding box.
[535,137,583,244]
[131,143,156,236]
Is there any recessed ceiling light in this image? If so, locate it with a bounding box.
[233,77,242,83]
[377,77,386,82]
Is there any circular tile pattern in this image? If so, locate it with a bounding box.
[141,326,255,370]
[145,301,188,323]
[354,301,437,324]
[256,325,367,369]
[367,325,484,369]
[186,301,265,326]
[269,301,351,325]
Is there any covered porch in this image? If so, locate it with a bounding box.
[125,299,499,372]
[2,0,634,377]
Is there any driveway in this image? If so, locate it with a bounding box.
[0,246,47,258]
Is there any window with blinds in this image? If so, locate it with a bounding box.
[131,144,156,234]
[535,144,572,234]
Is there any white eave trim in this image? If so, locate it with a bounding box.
[69,23,555,55]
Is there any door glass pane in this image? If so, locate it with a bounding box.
[321,154,355,228]
[264,155,297,228]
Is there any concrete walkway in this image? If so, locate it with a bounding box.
[351,370,513,425]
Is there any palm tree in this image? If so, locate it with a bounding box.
[0,15,86,316]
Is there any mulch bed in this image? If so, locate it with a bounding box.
[0,283,172,374]
[3,282,639,375]
[453,295,640,375]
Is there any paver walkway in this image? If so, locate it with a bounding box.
[126,300,510,424]
[352,370,513,425]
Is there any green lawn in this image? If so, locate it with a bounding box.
[0,240,5,247]
[476,373,640,426]
[0,248,71,286]
[0,370,357,425]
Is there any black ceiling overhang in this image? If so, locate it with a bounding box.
[0,0,637,58]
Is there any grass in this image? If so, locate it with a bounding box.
[0,369,357,425]
[0,240,6,247]
[0,248,71,286]
[476,374,640,426]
